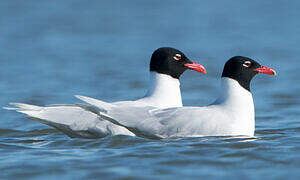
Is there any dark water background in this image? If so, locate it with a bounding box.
[1,0,300,179]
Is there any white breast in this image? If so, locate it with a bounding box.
[137,72,183,108]
[212,78,255,136]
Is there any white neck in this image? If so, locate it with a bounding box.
[213,77,255,135]
[138,72,182,108]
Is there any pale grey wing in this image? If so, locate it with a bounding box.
[149,107,215,137]
[147,105,238,137]
[74,95,145,136]
[74,95,228,138]
[75,95,162,138]
[77,101,162,139]
[101,105,233,138]
[75,95,150,112]
[75,95,114,112]
[4,103,134,138]
[104,105,166,139]
[80,105,176,139]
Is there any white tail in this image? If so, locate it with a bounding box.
[4,103,42,111]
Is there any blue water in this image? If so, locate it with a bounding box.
[1,0,300,179]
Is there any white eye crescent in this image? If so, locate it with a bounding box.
[243,61,251,67]
[173,54,182,61]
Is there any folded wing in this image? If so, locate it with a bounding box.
[4,103,134,138]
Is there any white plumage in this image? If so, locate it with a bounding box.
[79,78,256,138]
[78,56,276,138]
[5,73,184,138]
[5,46,208,138]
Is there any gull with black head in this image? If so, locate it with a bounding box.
[5,47,206,138]
[85,56,276,138]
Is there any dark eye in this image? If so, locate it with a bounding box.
[243,61,251,68]
[173,54,182,61]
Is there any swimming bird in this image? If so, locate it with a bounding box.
[5,47,206,138]
[80,56,276,138]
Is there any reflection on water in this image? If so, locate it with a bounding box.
[1,0,300,179]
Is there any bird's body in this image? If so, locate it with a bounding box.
[81,78,255,138]
[80,56,275,138]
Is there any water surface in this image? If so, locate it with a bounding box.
[0,0,299,179]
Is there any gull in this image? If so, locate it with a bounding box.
[5,47,206,138]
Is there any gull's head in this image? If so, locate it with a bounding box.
[222,56,276,91]
[150,47,206,79]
